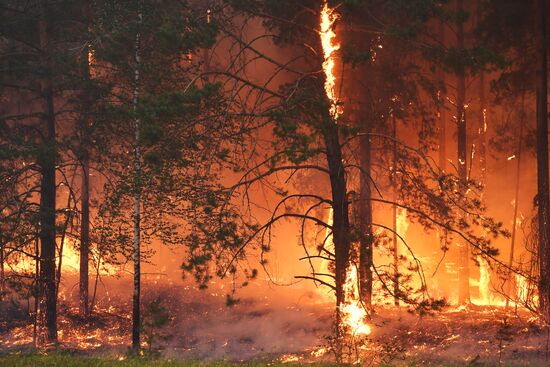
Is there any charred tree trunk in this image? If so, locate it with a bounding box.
[132,1,143,352]
[79,2,92,319]
[536,0,550,322]
[0,240,4,297]
[38,0,58,344]
[359,116,373,308]
[323,114,351,312]
[456,0,470,305]
[80,153,90,318]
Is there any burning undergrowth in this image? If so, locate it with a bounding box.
[0,277,331,360]
[2,275,550,366]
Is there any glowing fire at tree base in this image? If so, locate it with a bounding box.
[341,266,372,336]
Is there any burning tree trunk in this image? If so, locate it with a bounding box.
[132,1,143,352]
[535,0,550,322]
[38,0,58,344]
[319,0,353,330]
[456,0,470,305]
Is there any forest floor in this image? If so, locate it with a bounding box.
[1,282,549,366]
[0,354,337,367]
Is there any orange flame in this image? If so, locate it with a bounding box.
[319,3,371,336]
[321,208,371,336]
[320,1,342,120]
[341,266,371,336]
[478,256,491,305]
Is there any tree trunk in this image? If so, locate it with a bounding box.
[0,240,4,297]
[33,238,40,346]
[80,154,90,318]
[535,0,550,322]
[438,20,447,174]
[436,18,449,296]
[38,0,58,345]
[79,1,92,319]
[478,4,487,188]
[456,0,470,305]
[392,114,399,306]
[506,95,525,309]
[358,116,373,308]
[323,116,351,312]
[132,1,143,352]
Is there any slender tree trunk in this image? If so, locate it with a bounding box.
[322,111,351,362]
[535,0,550,322]
[436,19,449,296]
[323,117,351,312]
[359,116,373,308]
[33,238,39,346]
[392,114,399,306]
[80,153,90,318]
[456,0,470,305]
[132,1,143,352]
[38,1,57,344]
[438,20,447,174]
[478,4,487,188]
[0,240,4,297]
[506,95,525,309]
[79,1,92,319]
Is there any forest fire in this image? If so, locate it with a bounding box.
[320,1,342,119]
[341,266,372,336]
[320,1,371,339]
[2,0,550,366]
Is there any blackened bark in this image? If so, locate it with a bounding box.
[132,0,143,351]
[0,240,4,296]
[536,0,550,321]
[322,114,351,311]
[359,118,373,307]
[79,1,92,319]
[80,153,90,317]
[38,1,57,343]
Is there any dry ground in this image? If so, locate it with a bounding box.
[1,282,549,366]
